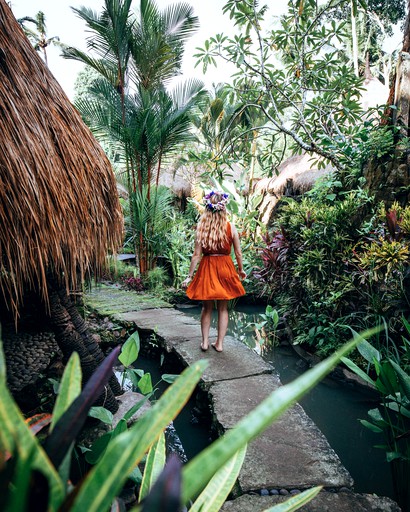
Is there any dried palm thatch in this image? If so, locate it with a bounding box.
[0,0,123,317]
[254,153,334,226]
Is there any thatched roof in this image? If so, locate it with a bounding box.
[254,153,334,226]
[0,0,123,315]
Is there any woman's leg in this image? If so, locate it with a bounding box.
[200,300,213,350]
[213,300,229,352]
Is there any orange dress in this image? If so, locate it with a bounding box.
[187,222,246,301]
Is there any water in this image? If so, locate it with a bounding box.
[181,304,395,500]
[124,356,212,461]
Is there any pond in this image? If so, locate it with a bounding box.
[179,304,395,500]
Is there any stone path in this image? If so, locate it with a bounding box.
[86,287,401,512]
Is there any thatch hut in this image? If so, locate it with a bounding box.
[254,154,334,227]
[0,0,123,411]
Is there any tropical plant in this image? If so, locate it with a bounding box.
[129,185,174,274]
[17,11,62,66]
[342,327,410,511]
[65,0,205,273]
[194,0,371,175]
[164,211,197,288]
[0,322,376,510]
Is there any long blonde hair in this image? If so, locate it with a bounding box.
[196,193,228,251]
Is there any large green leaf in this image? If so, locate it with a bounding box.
[189,445,247,512]
[263,486,322,511]
[139,432,166,501]
[357,338,380,364]
[389,359,410,401]
[70,360,208,512]
[44,346,121,469]
[340,356,376,387]
[119,331,140,367]
[88,406,114,426]
[138,373,153,395]
[181,328,379,504]
[50,352,82,431]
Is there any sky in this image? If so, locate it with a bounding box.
[9,0,403,100]
[8,0,287,99]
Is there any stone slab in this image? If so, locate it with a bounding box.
[210,374,353,490]
[116,308,207,343]
[86,287,171,316]
[168,335,273,384]
[117,309,272,382]
[221,492,401,512]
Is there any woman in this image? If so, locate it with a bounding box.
[181,191,246,352]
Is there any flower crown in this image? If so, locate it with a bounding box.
[203,190,229,212]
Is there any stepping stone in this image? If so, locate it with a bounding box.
[210,374,353,490]
[221,491,401,512]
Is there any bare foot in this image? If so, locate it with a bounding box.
[201,342,209,351]
[211,343,223,352]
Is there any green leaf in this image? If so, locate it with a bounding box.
[357,339,380,364]
[360,419,383,433]
[189,445,247,512]
[389,360,410,401]
[123,394,152,421]
[126,368,142,388]
[367,408,388,427]
[340,357,376,387]
[6,446,36,512]
[377,362,399,395]
[161,374,179,384]
[119,331,140,367]
[128,465,143,485]
[386,451,403,462]
[86,419,127,466]
[50,352,82,432]
[85,433,113,466]
[88,406,114,425]
[44,347,121,470]
[70,360,208,512]
[264,485,322,511]
[138,373,153,395]
[139,433,166,501]
[181,328,379,504]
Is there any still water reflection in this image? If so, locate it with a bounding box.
[181,304,395,499]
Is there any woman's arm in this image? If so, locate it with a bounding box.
[231,223,246,280]
[181,239,203,289]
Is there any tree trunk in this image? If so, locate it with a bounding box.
[48,284,119,413]
[57,287,123,396]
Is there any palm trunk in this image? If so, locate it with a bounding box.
[48,284,118,413]
[57,288,123,397]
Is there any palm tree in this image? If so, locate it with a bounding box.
[18,11,60,67]
[63,0,203,273]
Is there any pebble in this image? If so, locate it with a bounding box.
[260,489,269,496]
[279,489,289,495]
[269,489,279,495]
[290,489,301,495]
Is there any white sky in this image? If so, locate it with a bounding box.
[9,0,402,100]
[8,0,287,99]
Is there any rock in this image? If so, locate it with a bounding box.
[112,391,151,428]
[221,492,401,512]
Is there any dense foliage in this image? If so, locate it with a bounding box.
[256,178,410,356]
